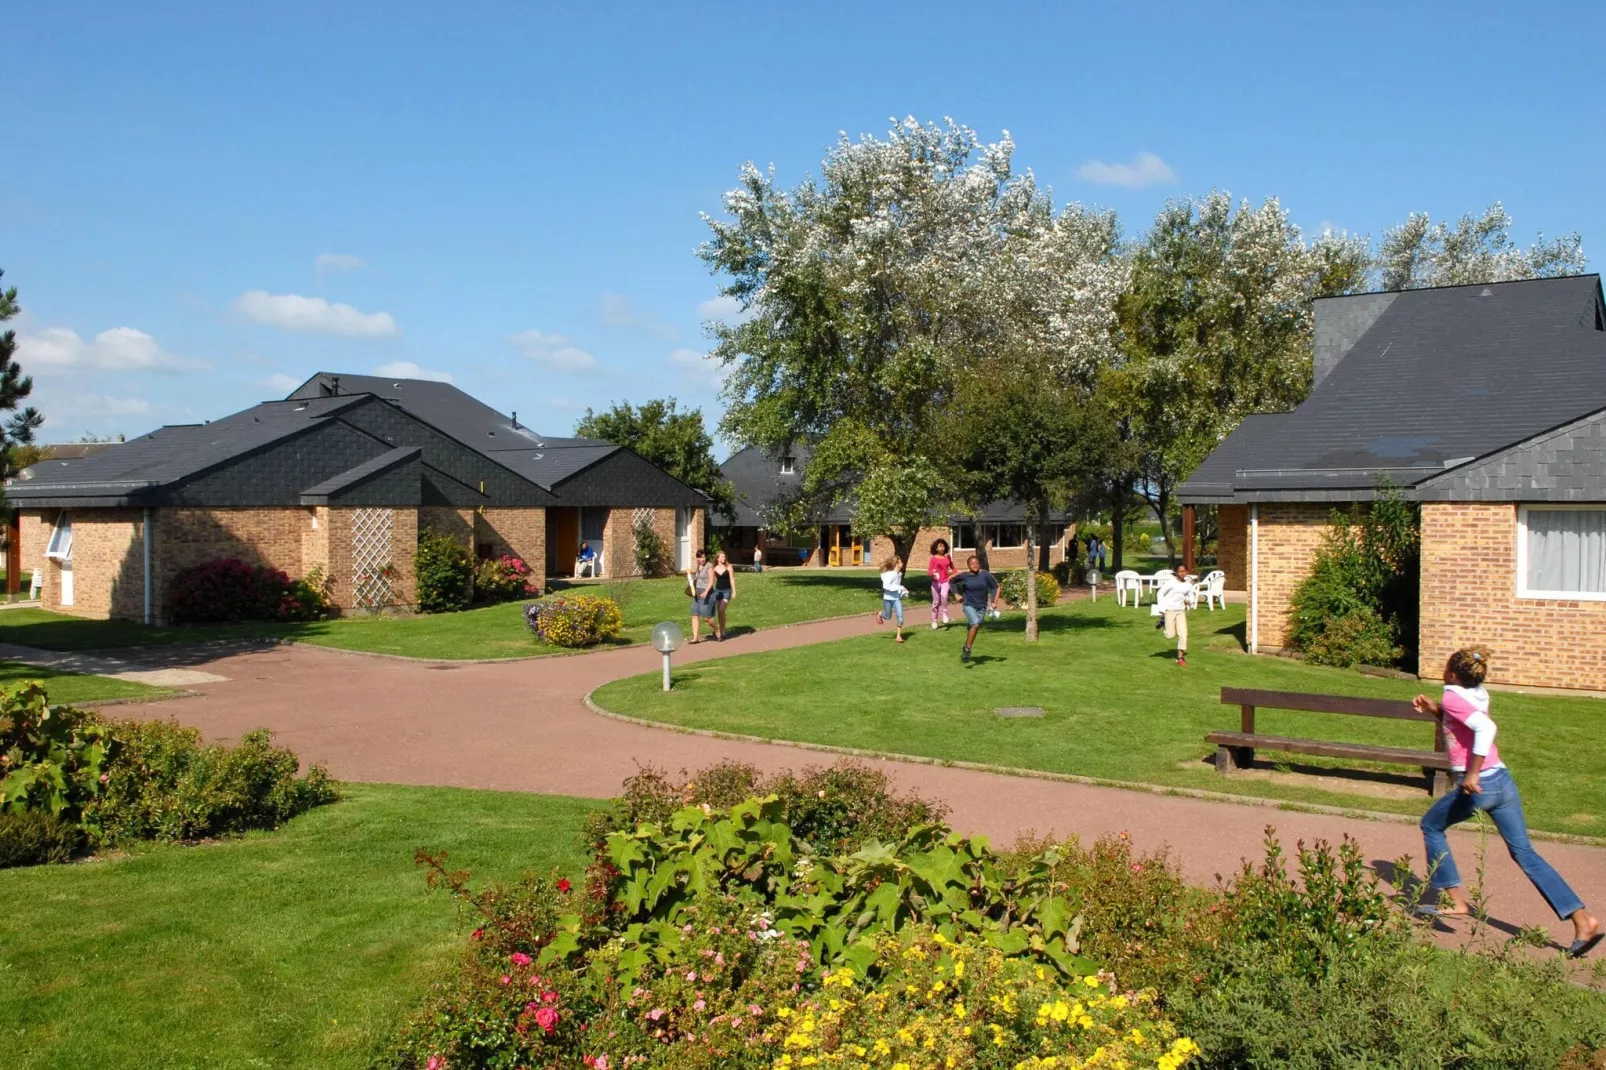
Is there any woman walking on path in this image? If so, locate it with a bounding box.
[687,549,717,644]
[951,555,1000,664]
[927,538,956,630]
[875,555,909,643]
[1415,647,1601,958]
[1155,566,1195,667]
[711,550,737,641]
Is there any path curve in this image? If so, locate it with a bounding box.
[122,616,1606,952]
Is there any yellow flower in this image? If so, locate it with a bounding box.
[1083,975,1101,989]
[953,960,965,979]
[778,1007,792,1019]
[952,1002,967,1019]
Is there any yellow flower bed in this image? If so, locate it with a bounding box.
[763,930,1199,1070]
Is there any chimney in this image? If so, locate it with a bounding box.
[1312,291,1398,388]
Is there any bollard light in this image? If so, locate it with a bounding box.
[1086,568,1101,603]
[651,620,685,691]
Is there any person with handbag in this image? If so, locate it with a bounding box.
[686,549,716,643]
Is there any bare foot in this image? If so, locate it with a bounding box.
[1576,910,1601,944]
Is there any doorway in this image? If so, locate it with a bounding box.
[676,507,693,570]
[60,562,74,606]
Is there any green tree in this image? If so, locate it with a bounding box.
[0,269,44,489]
[938,352,1115,640]
[1107,193,1370,564]
[574,398,734,520]
[700,118,1125,564]
[1377,202,1585,292]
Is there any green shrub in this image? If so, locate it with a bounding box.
[583,759,948,858]
[81,720,338,846]
[0,809,85,867]
[632,515,672,578]
[1302,606,1401,668]
[524,594,623,647]
[472,554,537,604]
[0,683,116,819]
[167,558,331,623]
[1051,558,1078,587]
[415,530,474,613]
[999,569,1061,608]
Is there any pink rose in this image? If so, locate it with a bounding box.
[645,1008,665,1021]
[693,999,706,1011]
[533,1006,560,1035]
[510,952,533,967]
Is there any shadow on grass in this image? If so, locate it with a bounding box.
[1214,619,1248,651]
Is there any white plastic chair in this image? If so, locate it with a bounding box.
[1114,569,1141,607]
[1201,570,1226,611]
[575,550,604,578]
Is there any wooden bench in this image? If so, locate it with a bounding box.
[1207,687,1451,795]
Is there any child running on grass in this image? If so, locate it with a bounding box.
[951,555,1000,664]
[927,537,956,630]
[1155,565,1195,667]
[1414,646,1601,958]
[875,555,908,643]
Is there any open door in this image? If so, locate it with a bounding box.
[675,507,693,570]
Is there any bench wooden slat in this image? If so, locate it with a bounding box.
[1206,731,1452,769]
[1220,687,1432,722]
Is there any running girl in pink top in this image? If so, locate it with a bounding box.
[927,538,956,630]
[1415,646,1600,957]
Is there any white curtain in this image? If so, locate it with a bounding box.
[1527,509,1606,594]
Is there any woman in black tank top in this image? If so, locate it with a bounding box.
[712,550,737,641]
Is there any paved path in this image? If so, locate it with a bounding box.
[114,617,1605,953]
[0,641,229,686]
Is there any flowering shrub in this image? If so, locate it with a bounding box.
[524,595,623,648]
[998,570,1061,609]
[168,558,331,623]
[473,555,539,603]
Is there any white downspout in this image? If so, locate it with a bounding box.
[1249,503,1259,655]
[143,508,152,625]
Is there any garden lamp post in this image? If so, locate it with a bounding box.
[651,621,684,691]
[1086,568,1101,603]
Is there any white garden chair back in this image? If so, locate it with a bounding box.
[1202,569,1226,611]
[1114,569,1141,607]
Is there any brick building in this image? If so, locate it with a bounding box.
[1179,274,1606,692]
[10,372,707,623]
[716,445,1075,571]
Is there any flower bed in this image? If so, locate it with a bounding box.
[524,595,623,648]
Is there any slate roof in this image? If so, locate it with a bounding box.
[1178,274,1606,503]
[299,445,421,502]
[286,373,639,492]
[8,395,368,503]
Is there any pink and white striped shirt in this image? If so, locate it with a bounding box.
[1440,684,1504,773]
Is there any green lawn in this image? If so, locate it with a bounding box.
[592,599,1606,837]
[0,570,889,660]
[0,783,600,1069]
[0,660,176,704]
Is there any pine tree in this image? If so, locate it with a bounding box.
[0,268,45,489]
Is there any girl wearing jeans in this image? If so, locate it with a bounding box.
[1415,646,1601,957]
[875,555,908,644]
[927,538,955,630]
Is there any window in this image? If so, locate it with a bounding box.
[779,456,796,475]
[45,513,73,561]
[992,524,1025,548]
[1518,506,1606,599]
[951,524,975,550]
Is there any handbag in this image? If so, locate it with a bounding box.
[685,571,697,598]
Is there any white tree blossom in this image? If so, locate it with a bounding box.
[1377,202,1585,291]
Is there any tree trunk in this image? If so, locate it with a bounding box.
[977,525,992,573]
[888,531,916,572]
[1110,482,1129,572]
[1140,478,1177,567]
[1024,518,1039,642]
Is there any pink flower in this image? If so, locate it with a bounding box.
[542,990,558,1004]
[501,975,512,985]
[1130,863,1144,874]
[693,999,706,1011]
[533,1006,560,1035]
[685,971,697,982]
[427,1058,445,1070]
[510,952,533,967]
[557,878,572,893]
[645,1008,665,1021]
[715,952,725,966]
[748,1004,762,1016]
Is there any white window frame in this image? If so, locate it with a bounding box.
[45,512,73,562]
[1516,504,1606,601]
[779,456,796,475]
[991,523,1025,549]
[951,523,975,551]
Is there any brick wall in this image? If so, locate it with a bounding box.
[1217,505,1248,590]
[153,507,309,623]
[420,506,475,546]
[1248,502,1335,650]
[477,507,547,590]
[1420,502,1606,691]
[19,511,49,588]
[36,509,145,619]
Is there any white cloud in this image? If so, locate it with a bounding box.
[1074,152,1177,189]
[507,330,598,372]
[17,326,208,372]
[375,360,454,383]
[259,373,303,394]
[600,292,676,339]
[315,252,366,275]
[697,294,749,323]
[233,291,399,337]
[670,346,726,387]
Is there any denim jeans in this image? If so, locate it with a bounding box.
[1420,767,1584,919]
[881,594,904,626]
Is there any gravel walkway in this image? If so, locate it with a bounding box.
[122,615,1606,954]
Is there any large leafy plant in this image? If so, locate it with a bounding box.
[0,684,115,818]
[577,796,1091,985]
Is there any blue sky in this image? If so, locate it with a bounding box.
[5,1,1603,453]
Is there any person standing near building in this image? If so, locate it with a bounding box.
[951,555,1000,664]
[927,537,956,630]
[875,555,908,643]
[752,545,764,573]
[687,549,716,644]
[1155,565,1195,666]
[711,550,737,641]
[1415,647,1600,958]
